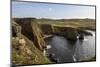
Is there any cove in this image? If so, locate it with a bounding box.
[45,30,95,63]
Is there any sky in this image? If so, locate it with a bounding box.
[12,1,95,19]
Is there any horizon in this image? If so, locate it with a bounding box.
[12,16,95,20]
[12,1,95,19]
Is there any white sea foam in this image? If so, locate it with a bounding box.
[46,45,52,49]
[84,38,88,41]
[73,55,77,62]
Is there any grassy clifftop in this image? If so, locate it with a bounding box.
[38,18,95,31]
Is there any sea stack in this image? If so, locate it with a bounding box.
[79,33,84,40]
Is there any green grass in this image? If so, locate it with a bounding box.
[12,34,52,65]
[37,18,96,31]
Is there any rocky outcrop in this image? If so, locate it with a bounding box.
[13,18,46,50]
[12,19,52,65]
[77,28,93,36]
[39,24,54,34]
[39,24,92,41]
[65,27,78,41]
[12,34,51,65]
[79,33,84,40]
[39,24,78,41]
[53,26,78,41]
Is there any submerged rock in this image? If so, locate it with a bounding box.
[47,53,59,63]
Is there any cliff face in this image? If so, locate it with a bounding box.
[14,18,46,50]
[39,24,54,34]
[12,18,51,65]
[39,24,78,40]
[53,26,78,40]
[63,27,78,41]
[39,24,92,41]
